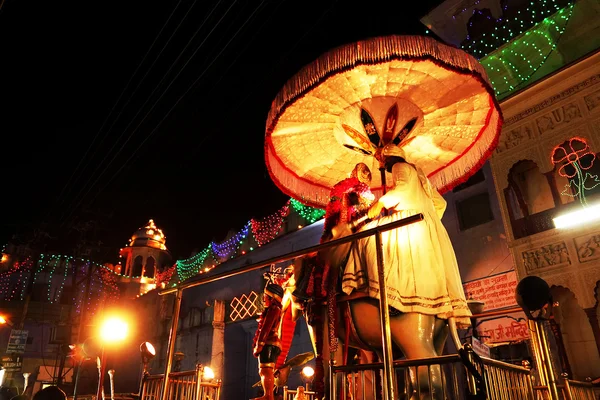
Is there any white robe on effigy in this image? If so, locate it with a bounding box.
[342,162,471,327]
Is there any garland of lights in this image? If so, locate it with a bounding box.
[0,254,120,315]
[156,264,176,286]
[479,3,574,97]
[461,0,573,57]
[175,197,326,283]
[290,198,326,224]
[212,222,251,260]
[251,202,290,246]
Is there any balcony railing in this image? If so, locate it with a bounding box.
[140,365,221,400]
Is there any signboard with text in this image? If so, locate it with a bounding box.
[476,311,530,344]
[2,356,23,372]
[463,270,518,311]
[471,337,491,357]
[6,329,28,354]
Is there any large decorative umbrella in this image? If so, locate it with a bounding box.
[265,35,502,208]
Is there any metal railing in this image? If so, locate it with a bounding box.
[480,357,535,399]
[330,354,473,399]
[562,380,596,400]
[328,353,544,400]
[140,365,221,400]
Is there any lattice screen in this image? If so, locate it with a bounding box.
[229,291,263,322]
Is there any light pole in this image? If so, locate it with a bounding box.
[301,366,315,391]
[96,316,128,400]
[138,342,156,399]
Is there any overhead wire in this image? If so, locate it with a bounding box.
[183,0,339,161]
[61,0,267,225]
[58,0,233,227]
[52,0,186,211]
[113,0,278,208]
[102,0,334,212]
[87,0,270,202]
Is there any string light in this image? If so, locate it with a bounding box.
[212,222,251,259]
[480,3,574,98]
[290,198,325,224]
[461,0,573,57]
[251,202,290,246]
[174,198,325,283]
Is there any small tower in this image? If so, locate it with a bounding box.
[120,220,171,292]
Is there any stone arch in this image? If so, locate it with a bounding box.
[550,286,600,379]
[507,160,555,216]
[132,255,143,277]
[144,256,156,278]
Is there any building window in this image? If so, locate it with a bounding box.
[457,192,494,230]
[453,169,485,192]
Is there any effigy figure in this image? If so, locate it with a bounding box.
[252,282,285,400]
[343,144,470,325]
[289,163,375,398]
[342,144,471,398]
[292,163,375,303]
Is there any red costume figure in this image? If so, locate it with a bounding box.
[252,283,285,400]
[292,163,374,302]
[321,162,375,244]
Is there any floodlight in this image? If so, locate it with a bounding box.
[140,342,156,364]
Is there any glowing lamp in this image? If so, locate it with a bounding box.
[202,366,215,382]
[140,342,156,364]
[99,317,128,343]
[301,366,315,378]
[0,316,6,325]
[553,203,600,229]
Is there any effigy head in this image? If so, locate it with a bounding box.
[382,144,408,172]
[351,163,372,185]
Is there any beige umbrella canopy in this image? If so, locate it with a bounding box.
[265,35,502,208]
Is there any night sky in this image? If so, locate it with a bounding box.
[0,0,443,259]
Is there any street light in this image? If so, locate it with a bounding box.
[0,315,13,327]
[100,317,128,342]
[96,316,129,400]
[138,342,156,397]
[301,366,315,391]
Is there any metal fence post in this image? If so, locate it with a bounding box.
[375,230,395,400]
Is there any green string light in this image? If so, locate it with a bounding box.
[480,3,574,98]
[289,198,325,224]
[462,0,573,57]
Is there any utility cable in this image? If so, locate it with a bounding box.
[184,0,338,161]
[59,0,204,207]
[58,0,234,227]
[81,0,269,211]
[52,0,185,210]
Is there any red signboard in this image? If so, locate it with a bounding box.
[463,270,518,311]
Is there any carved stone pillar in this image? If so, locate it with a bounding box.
[545,172,562,208]
[211,300,226,380]
[583,307,600,359]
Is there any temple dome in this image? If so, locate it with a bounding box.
[128,219,167,250]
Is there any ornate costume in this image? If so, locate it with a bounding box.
[252,283,285,400]
[343,145,472,327]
